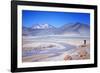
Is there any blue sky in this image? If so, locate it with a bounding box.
[22,10,90,28]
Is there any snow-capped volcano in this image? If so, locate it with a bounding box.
[32,24,55,29]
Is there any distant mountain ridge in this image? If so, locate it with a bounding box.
[22,23,90,36]
[60,23,90,36]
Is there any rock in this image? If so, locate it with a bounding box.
[64,55,72,61]
[78,50,88,59]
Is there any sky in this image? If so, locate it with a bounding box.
[22,10,90,28]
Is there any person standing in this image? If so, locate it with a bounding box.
[84,40,86,45]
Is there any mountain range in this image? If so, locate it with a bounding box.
[22,23,90,36]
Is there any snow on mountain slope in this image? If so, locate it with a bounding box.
[32,24,55,29]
